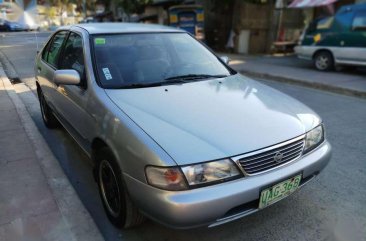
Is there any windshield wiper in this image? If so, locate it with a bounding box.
[118,74,228,89]
[119,79,189,89]
[120,82,163,89]
[164,74,229,81]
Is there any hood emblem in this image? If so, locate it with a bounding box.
[273,151,284,163]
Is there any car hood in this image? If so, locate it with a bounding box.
[105,74,321,165]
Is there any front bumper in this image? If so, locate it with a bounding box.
[124,140,331,229]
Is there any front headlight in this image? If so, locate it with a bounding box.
[181,159,241,187]
[303,124,324,153]
[145,159,242,190]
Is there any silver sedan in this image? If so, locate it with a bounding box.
[34,23,332,229]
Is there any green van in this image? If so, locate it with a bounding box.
[295,3,366,71]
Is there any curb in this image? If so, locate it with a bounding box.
[239,70,366,100]
[0,66,104,241]
[0,50,21,84]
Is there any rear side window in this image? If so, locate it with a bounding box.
[352,11,366,31]
[42,31,68,67]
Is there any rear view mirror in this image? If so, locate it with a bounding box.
[53,69,80,85]
[220,56,231,65]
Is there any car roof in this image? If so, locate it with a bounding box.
[337,3,366,14]
[58,22,185,34]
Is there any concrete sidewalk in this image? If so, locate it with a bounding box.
[224,53,366,98]
[0,66,103,241]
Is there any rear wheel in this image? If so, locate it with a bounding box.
[96,147,145,228]
[37,88,59,128]
[314,51,334,71]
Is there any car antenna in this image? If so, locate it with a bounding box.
[34,31,39,54]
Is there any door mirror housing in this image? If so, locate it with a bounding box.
[220,56,231,65]
[53,69,80,85]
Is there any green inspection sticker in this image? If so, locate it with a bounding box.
[94,38,106,45]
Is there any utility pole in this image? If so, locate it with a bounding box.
[83,0,86,18]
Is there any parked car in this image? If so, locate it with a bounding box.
[35,23,331,229]
[79,17,97,23]
[26,22,40,31]
[0,18,27,31]
[295,3,366,71]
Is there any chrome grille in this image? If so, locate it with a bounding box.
[237,137,305,175]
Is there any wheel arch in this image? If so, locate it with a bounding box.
[91,137,109,161]
[91,137,110,181]
[312,48,334,60]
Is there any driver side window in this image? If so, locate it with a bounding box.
[59,32,86,87]
[352,11,366,31]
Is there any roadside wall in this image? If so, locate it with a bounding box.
[232,1,272,54]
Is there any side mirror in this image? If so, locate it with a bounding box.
[220,56,231,65]
[53,69,80,85]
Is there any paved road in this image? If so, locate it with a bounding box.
[1,32,365,241]
[224,53,366,97]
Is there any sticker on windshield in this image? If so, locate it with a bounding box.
[102,68,112,80]
[95,38,106,45]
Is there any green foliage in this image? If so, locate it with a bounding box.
[114,0,152,14]
[44,6,58,19]
[46,0,95,12]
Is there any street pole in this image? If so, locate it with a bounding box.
[83,0,86,18]
[277,8,283,41]
[275,0,285,41]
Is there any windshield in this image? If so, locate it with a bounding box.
[306,17,334,34]
[92,33,232,88]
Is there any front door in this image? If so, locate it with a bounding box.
[55,31,94,146]
[336,10,366,63]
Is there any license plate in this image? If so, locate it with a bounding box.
[259,174,302,209]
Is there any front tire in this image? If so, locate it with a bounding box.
[37,88,59,128]
[314,51,334,71]
[96,147,145,228]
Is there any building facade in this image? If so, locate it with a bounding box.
[203,0,365,54]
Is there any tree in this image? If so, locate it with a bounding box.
[113,0,151,15]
